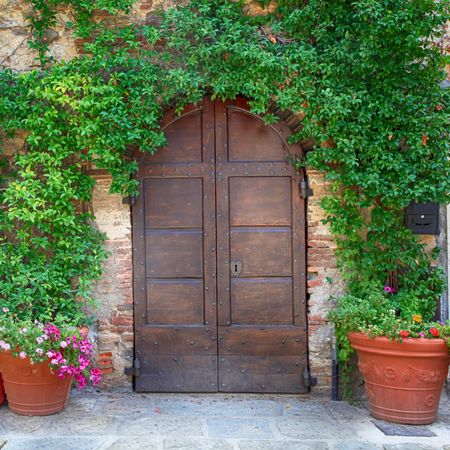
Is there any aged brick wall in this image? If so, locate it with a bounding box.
[0,0,448,396]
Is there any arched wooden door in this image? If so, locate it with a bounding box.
[132,97,307,393]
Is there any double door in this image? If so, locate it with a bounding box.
[132,97,307,392]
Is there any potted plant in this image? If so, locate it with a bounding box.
[0,308,101,416]
[330,280,450,425]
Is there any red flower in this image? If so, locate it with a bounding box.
[399,330,409,339]
[429,327,440,337]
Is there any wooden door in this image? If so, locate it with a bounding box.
[133,97,307,393]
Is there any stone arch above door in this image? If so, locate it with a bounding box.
[132,97,309,393]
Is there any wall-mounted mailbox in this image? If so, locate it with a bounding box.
[405,202,439,235]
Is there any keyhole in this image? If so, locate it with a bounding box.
[234,263,238,273]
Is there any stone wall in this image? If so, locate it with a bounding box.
[0,0,448,396]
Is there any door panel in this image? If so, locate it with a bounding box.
[133,99,217,392]
[229,177,292,226]
[144,178,203,228]
[230,228,292,277]
[230,278,293,325]
[133,97,307,393]
[216,99,307,393]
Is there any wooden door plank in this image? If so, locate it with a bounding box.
[133,98,218,392]
[216,98,308,393]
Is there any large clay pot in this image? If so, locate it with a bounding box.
[349,332,449,425]
[0,373,5,406]
[0,351,71,416]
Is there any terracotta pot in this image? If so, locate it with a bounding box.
[349,332,449,425]
[0,351,71,416]
[0,373,5,406]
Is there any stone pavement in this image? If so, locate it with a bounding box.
[0,391,449,450]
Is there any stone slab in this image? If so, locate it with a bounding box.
[42,414,118,436]
[275,417,357,440]
[105,437,160,450]
[372,421,436,437]
[0,412,50,434]
[333,443,381,450]
[3,437,105,450]
[238,441,329,450]
[207,417,273,439]
[383,445,441,450]
[145,396,284,417]
[164,438,234,449]
[117,416,204,437]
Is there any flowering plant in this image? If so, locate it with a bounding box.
[0,308,101,388]
[329,281,450,343]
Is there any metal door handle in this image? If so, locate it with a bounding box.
[230,261,242,277]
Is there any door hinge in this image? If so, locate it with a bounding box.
[303,367,317,389]
[122,194,137,206]
[299,180,313,199]
[124,357,141,377]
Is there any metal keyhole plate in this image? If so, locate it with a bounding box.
[230,261,242,277]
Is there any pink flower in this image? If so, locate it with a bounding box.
[45,323,61,340]
[19,351,27,359]
[36,337,44,345]
[50,358,59,365]
[20,327,28,333]
[418,332,425,338]
[46,350,55,358]
[90,368,102,386]
[0,341,10,351]
[384,285,396,294]
[75,373,87,389]
[60,341,68,348]
[2,307,9,313]
[78,354,91,370]
[79,340,93,354]
[35,348,43,355]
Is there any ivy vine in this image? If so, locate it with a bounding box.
[0,0,449,392]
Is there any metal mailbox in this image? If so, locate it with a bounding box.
[405,202,439,235]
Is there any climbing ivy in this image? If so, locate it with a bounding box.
[0,1,449,379]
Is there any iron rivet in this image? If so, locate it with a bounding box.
[140,288,144,292]
[226,321,230,325]
[282,339,286,344]
[226,288,230,292]
[296,338,300,342]
[154,341,158,345]
[190,340,195,345]
[227,347,231,351]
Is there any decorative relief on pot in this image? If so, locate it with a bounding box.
[366,386,375,400]
[401,366,446,384]
[384,367,397,380]
[416,370,445,384]
[424,394,436,407]
[358,362,381,380]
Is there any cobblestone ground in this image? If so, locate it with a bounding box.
[0,391,449,450]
